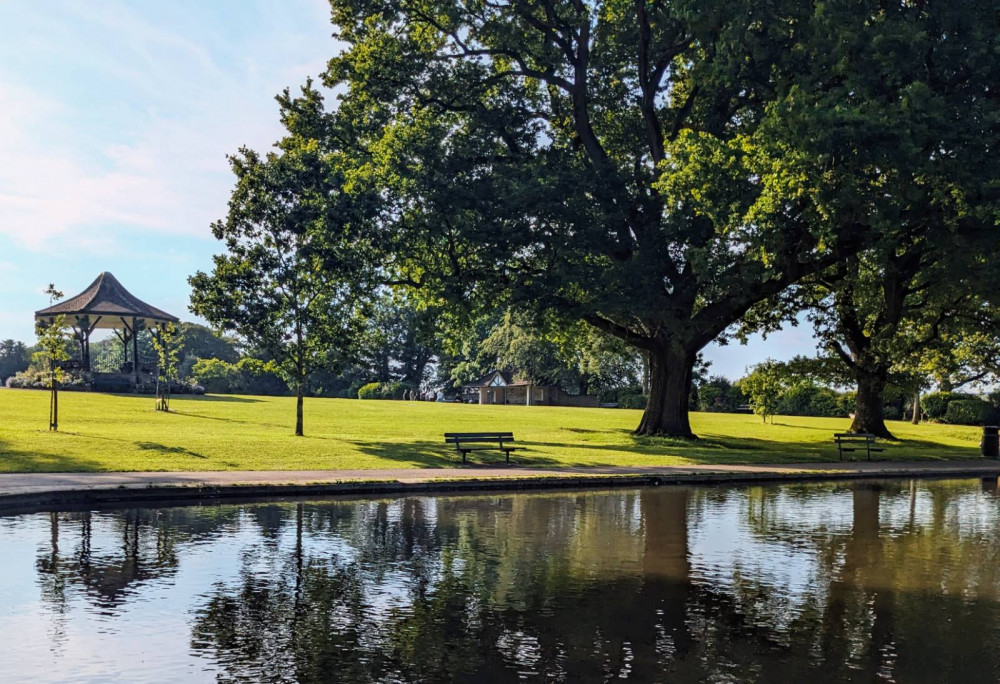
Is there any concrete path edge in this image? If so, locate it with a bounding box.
[3,461,1000,515]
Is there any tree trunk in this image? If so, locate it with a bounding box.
[50,383,58,431]
[851,374,894,439]
[911,388,921,425]
[635,347,696,438]
[295,379,304,437]
[49,362,58,432]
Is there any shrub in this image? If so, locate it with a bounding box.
[598,385,642,405]
[922,391,977,420]
[619,393,648,410]
[357,382,380,400]
[921,392,951,420]
[357,381,405,400]
[883,404,903,421]
[836,391,856,416]
[191,358,240,394]
[134,378,205,395]
[777,383,843,417]
[698,385,724,412]
[6,366,90,390]
[236,358,288,395]
[944,399,992,426]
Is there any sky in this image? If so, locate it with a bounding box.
[0,0,818,380]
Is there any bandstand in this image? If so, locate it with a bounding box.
[34,272,179,388]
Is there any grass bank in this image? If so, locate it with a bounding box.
[0,389,983,472]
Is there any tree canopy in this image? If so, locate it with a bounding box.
[318,0,999,436]
[190,85,370,436]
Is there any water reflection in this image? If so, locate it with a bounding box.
[4,480,1000,682]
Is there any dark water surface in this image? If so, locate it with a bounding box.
[3,479,1000,682]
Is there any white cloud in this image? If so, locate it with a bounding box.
[0,0,339,254]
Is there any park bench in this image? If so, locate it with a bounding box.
[834,433,885,461]
[444,432,519,464]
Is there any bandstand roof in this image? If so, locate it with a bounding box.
[34,272,179,330]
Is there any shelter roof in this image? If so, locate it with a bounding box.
[464,370,513,388]
[34,272,179,330]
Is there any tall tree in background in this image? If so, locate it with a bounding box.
[0,339,31,383]
[190,84,366,436]
[355,294,437,388]
[321,0,997,437]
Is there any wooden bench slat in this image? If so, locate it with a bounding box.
[445,431,518,464]
[833,432,883,462]
[445,432,513,438]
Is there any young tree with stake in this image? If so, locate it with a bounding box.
[36,285,70,431]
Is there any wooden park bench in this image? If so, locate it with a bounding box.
[444,432,519,464]
[834,433,885,462]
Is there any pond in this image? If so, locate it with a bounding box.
[2,478,1000,682]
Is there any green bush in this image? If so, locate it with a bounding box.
[357,382,381,399]
[944,399,992,426]
[598,385,642,405]
[619,393,648,410]
[191,358,240,394]
[921,392,951,420]
[777,384,843,417]
[357,381,405,400]
[832,391,854,417]
[6,366,91,391]
[883,404,903,421]
[236,358,288,395]
[698,386,724,412]
[922,392,977,420]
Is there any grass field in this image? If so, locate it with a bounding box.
[0,389,985,472]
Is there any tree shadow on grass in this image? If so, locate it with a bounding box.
[769,421,845,431]
[186,395,265,404]
[345,430,979,469]
[0,436,111,474]
[561,427,633,435]
[169,410,289,431]
[513,432,978,466]
[347,439,563,468]
[135,442,207,459]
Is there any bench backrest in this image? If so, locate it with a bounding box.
[445,432,514,444]
[834,433,878,442]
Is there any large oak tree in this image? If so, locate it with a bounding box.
[321,0,988,437]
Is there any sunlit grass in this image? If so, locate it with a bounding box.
[0,389,984,472]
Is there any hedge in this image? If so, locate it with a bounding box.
[944,399,993,426]
[922,392,978,420]
[357,381,405,400]
[619,393,648,410]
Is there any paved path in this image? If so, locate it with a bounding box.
[2,459,999,497]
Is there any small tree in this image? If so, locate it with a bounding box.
[152,323,184,411]
[739,361,786,424]
[189,84,365,436]
[36,284,70,431]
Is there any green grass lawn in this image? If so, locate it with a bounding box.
[0,388,985,472]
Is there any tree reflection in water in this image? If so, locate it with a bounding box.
[21,480,1000,682]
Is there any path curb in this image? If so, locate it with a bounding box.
[3,464,1000,514]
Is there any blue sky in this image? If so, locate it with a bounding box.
[0,0,817,379]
